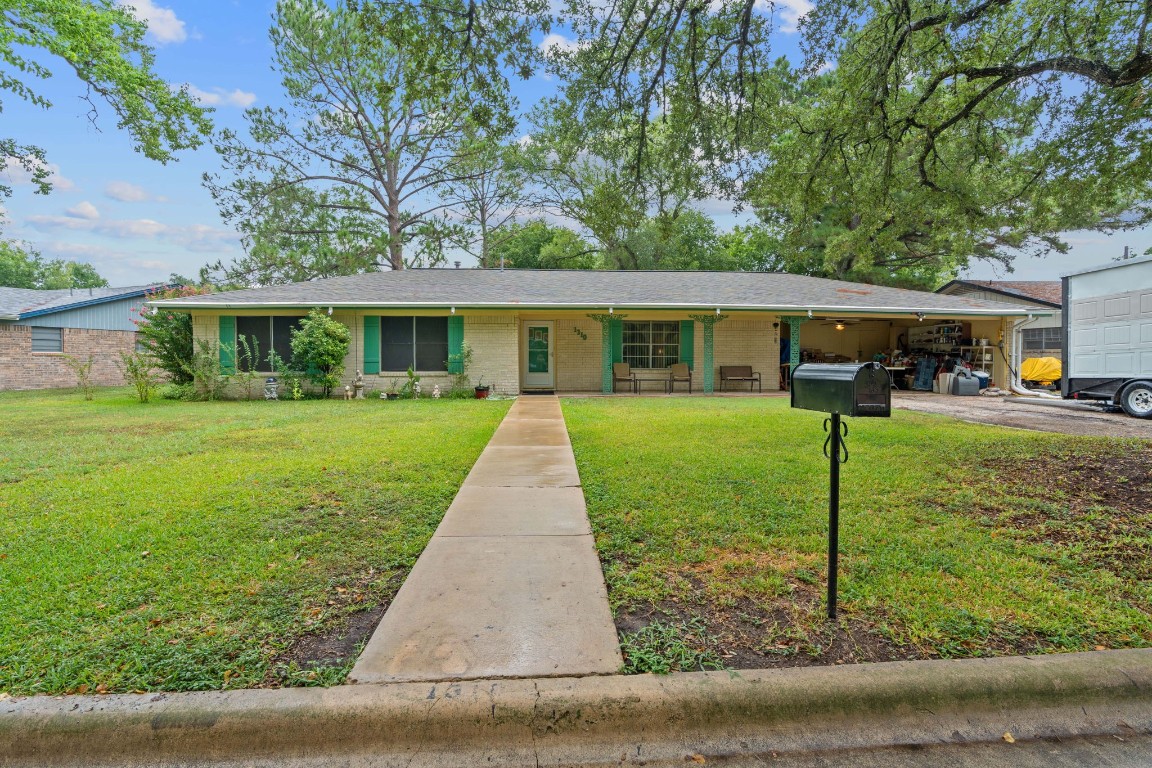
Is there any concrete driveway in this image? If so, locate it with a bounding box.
[893,392,1152,439]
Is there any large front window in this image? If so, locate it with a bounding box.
[381,316,448,371]
[235,316,301,370]
[623,321,679,369]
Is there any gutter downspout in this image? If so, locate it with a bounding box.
[1009,316,1061,399]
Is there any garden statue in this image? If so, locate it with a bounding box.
[263,377,278,401]
[343,385,352,400]
[354,370,365,399]
[432,384,441,399]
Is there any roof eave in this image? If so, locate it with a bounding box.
[20,286,166,319]
[147,299,1043,316]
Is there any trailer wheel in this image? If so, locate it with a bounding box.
[1119,381,1152,419]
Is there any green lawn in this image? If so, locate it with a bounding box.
[0,388,509,695]
[563,397,1152,670]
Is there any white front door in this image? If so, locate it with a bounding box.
[522,321,555,389]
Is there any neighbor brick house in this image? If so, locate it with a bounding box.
[151,269,1042,396]
[0,285,159,391]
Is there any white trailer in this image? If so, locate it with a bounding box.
[1062,255,1152,418]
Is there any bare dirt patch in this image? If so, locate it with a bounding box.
[968,446,1152,583]
[893,392,1152,438]
[260,573,399,686]
[616,585,911,671]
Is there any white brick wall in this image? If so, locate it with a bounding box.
[555,317,602,392]
[711,316,780,391]
[465,314,519,395]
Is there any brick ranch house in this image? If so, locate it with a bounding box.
[0,285,162,391]
[150,269,1041,396]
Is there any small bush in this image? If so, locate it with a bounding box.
[63,356,95,400]
[290,309,350,398]
[158,382,197,401]
[184,339,232,401]
[118,351,162,403]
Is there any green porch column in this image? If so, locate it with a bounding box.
[587,313,626,393]
[688,314,728,394]
[780,316,809,386]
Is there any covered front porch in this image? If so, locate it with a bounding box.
[517,311,782,395]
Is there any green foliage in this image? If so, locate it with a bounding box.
[620,618,726,674]
[611,210,735,271]
[233,335,263,401]
[135,287,208,385]
[399,367,421,399]
[203,0,547,283]
[184,339,231,401]
[117,351,161,403]
[0,388,510,694]
[543,0,1152,285]
[62,355,95,400]
[487,219,599,269]
[0,240,108,289]
[289,309,351,397]
[0,0,212,202]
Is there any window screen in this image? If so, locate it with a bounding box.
[30,326,62,353]
[1022,327,1062,352]
[234,316,302,370]
[380,316,449,371]
[381,316,415,371]
[622,321,679,369]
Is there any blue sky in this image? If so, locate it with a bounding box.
[2,0,1147,287]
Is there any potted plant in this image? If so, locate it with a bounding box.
[474,376,491,399]
[384,378,401,400]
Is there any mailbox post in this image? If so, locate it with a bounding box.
[791,362,891,619]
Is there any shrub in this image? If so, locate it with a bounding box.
[63,356,95,400]
[118,351,162,403]
[233,335,263,401]
[134,286,211,385]
[289,309,350,398]
[184,339,232,401]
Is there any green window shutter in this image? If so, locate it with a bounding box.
[446,315,465,374]
[679,320,694,370]
[363,316,380,375]
[610,318,623,363]
[219,316,236,374]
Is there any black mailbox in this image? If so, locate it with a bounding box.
[791,362,891,417]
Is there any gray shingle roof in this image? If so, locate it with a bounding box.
[150,269,1042,316]
[0,285,164,320]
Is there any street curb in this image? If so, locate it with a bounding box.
[2,649,1150,767]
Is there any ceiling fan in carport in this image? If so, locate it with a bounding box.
[814,317,863,331]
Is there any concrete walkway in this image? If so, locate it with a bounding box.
[349,395,622,684]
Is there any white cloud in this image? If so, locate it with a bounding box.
[104,180,150,202]
[770,0,813,33]
[539,33,581,55]
[118,0,187,45]
[186,85,257,108]
[3,158,75,192]
[25,214,240,253]
[65,201,100,220]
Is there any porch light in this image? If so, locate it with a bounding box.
[327,306,333,316]
[834,322,846,331]
[451,306,456,314]
[807,309,813,319]
[608,307,613,314]
[916,312,925,322]
[716,307,721,315]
